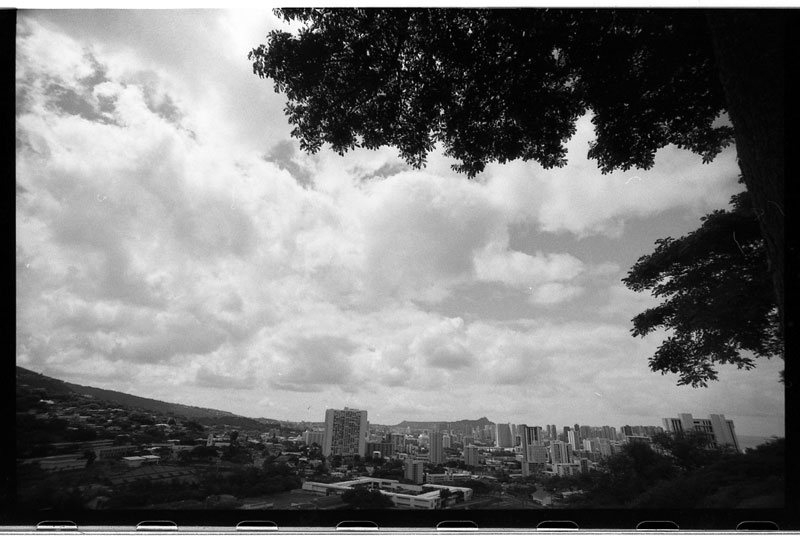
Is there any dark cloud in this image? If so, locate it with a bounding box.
[270,335,357,391]
[171,199,259,260]
[78,52,110,90]
[220,292,244,313]
[49,208,168,308]
[143,88,183,125]
[426,344,475,370]
[358,161,410,181]
[108,318,228,364]
[48,82,114,124]
[411,318,477,371]
[264,140,314,188]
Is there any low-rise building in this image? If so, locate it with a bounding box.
[94,445,138,460]
[553,462,582,476]
[301,477,473,510]
[121,455,160,468]
[425,471,474,484]
[38,454,88,472]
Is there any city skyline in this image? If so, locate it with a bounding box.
[15,10,784,440]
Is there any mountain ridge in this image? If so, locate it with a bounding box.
[16,366,279,430]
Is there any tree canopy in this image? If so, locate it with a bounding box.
[341,487,395,509]
[563,438,784,508]
[251,8,732,177]
[623,188,782,387]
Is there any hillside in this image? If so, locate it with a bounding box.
[16,366,270,430]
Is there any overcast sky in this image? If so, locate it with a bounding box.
[15,9,785,437]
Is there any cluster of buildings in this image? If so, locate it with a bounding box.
[304,408,743,488]
[19,438,148,473]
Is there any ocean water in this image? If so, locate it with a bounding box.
[738,435,779,451]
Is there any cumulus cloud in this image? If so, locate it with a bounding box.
[355,171,505,303]
[14,14,782,437]
[484,114,743,238]
[410,317,476,371]
[268,335,359,392]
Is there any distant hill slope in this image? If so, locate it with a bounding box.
[393,416,495,431]
[16,366,271,430]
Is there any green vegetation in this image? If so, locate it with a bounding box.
[371,459,404,480]
[18,462,303,510]
[624,188,782,387]
[200,464,301,498]
[459,478,502,497]
[341,487,395,509]
[561,438,784,508]
[505,477,539,506]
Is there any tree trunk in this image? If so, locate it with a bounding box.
[706,10,785,344]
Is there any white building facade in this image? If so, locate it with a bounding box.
[323,407,368,458]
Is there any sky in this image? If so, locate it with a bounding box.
[15,9,785,438]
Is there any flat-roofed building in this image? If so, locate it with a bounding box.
[94,444,138,460]
[38,454,88,472]
[366,441,394,459]
[323,407,368,458]
[404,458,425,484]
[495,423,513,448]
[463,444,480,467]
[302,477,472,510]
[662,413,740,452]
[303,430,325,446]
[429,432,445,465]
[520,425,547,477]
[549,440,573,465]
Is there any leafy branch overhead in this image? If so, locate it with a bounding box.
[250,8,733,177]
[623,188,783,387]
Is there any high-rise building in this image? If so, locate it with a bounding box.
[442,434,452,449]
[429,432,445,464]
[663,413,740,452]
[600,426,616,440]
[520,425,547,476]
[549,440,573,464]
[496,423,513,448]
[463,444,480,467]
[597,438,613,458]
[322,407,368,458]
[567,430,579,451]
[404,458,425,484]
[390,433,407,454]
[709,414,740,452]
